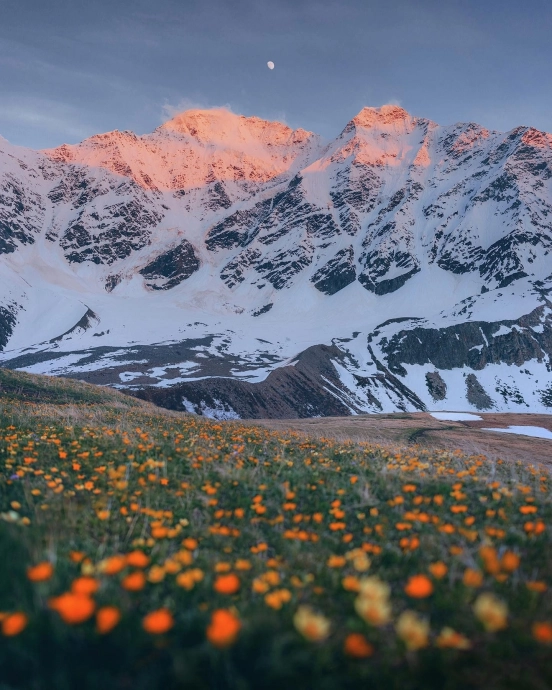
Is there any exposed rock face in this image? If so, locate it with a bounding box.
[1,105,552,418]
[378,307,552,376]
[426,371,447,401]
[57,191,164,265]
[466,373,494,410]
[0,303,18,350]
[540,385,552,408]
[0,169,45,254]
[139,240,200,290]
[311,247,356,295]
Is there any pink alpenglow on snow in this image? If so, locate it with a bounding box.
[42,109,319,191]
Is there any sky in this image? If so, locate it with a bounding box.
[0,0,551,149]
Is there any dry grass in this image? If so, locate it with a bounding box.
[247,412,552,470]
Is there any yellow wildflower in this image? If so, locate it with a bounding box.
[293,606,330,641]
[473,593,508,632]
[396,611,430,650]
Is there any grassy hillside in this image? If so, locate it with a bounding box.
[0,370,551,689]
[0,368,147,407]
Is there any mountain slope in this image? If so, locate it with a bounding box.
[0,106,551,418]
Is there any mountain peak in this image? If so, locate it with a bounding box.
[42,108,318,191]
[160,108,251,135]
[158,108,314,147]
[351,105,414,128]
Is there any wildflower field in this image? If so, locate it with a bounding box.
[0,369,551,690]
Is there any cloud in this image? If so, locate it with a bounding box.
[161,98,237,123]
[161,98,293,131]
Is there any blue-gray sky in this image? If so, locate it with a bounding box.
[0,0,551,148]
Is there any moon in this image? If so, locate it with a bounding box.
[267,61,275,70]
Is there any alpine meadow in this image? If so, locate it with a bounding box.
[1,0,552,687]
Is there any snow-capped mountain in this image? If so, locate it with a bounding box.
[1,105,551,418]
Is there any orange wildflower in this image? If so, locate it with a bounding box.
[214,573,240,595]
[404,574,433,598]
[27,562,53,582]
[125,550,150,568]
[463,569,483,588]
[344,632,374,658]
[342,575,361,592]
[263,570,280,587]
[101,555,127,575]
[206,609,241,648]
[147,565,166,583]
[532,622,552,645]
[252,577,269,594]
[164,559,181,575]
[71,577,100,596]
[264,589,292,609]
[182,538,198,551]
[174,549,193,566]
[69,551,86,563]
[1,612,28,637]
[176,568,204,590]
[142,609,174,634]
[436,627,471,650]
[49,593,95,624]
[96,606,121,634]
[479,546,500,575]
[526,581,547,593]
[429,562,448,579]
[500,552,520,572]
[327,555,346,568]
[439,524,455,534]
[121,571,146,591]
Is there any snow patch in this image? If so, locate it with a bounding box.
[430,412,483,421]
[482,426,552,440]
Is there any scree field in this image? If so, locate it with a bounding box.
[0,369,551,690]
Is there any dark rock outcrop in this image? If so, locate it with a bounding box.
[466,373,494,410]
[139,240,200,290]
[311,247,356,295]
[379,306,552,376]
[426,371,447,401]
[0,303,18,351]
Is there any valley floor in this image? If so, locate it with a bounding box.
[249,412,552,468]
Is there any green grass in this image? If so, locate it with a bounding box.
[0,370,551,689]
[0,368,145,406]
